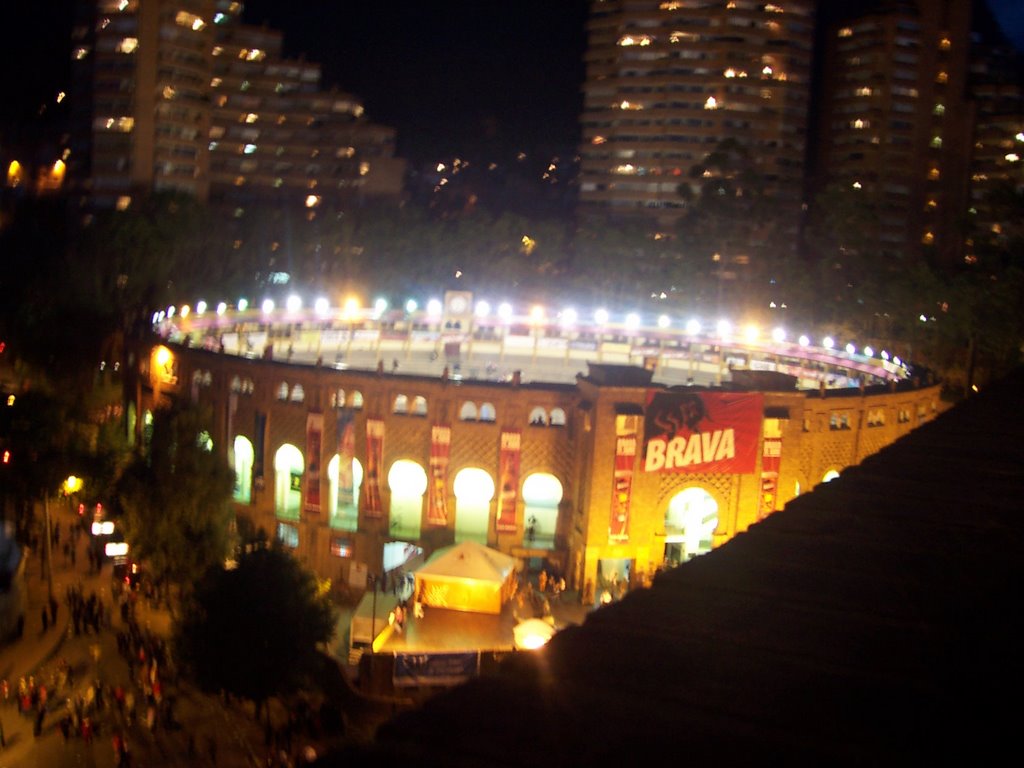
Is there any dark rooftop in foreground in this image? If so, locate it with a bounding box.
[324,367,1024,767]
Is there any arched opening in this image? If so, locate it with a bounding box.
[393,394,409,414]
[277,382,289,401]
[550,408,567,427]
[522,473,562,550]
[290,384,305,403]
[327,454,364,531]
[350,391,364,409]
[459,401,478,421]
[664,486,718,565]
[479,402,497,422]
[412,396,427,416]
[274,443,304,521]
[232,435,254,504]
[822,469,840,483]
[453,468,495,545]
[387,460,427,540]
[528,407,548,426]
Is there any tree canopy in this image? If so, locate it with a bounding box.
[115,402,235,596]
[173,545,337,709]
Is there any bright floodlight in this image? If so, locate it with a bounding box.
[529,305,546,324]
[261,298,275,314]
[343,297,360,318]
[195,301,207,315]
[894,356,902,366]
[238,298,249,312]
[919,314,928,322]
[657,314,671,329]
[475,300,491,318]
[497,302,514,321]
[426,299,442,317]
[771,327,786,343]
[685,318,701,335]
[152,311,160,324]
[216,302,227,316]
[881,350,890,361]
[845,343,856,355]
[594,308,609,325]
[822,336,834,349]
[744,324,759,342]
[167,305,176,318]
[624,312,641,330]
[863,346,874,358]
[560,307,578,326]
[798,334,810,347]
[405,299,418,313]
[314,297,330,315]
[373,297,388,315]
[716,319,731,337]
[180,305,190,318]
[285,294,302,312]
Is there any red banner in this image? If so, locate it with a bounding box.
[496,430,521,533]
[336,409,356,511]
[364,418,385,518]
[609,428,637,542]
[304,412,323,515]
[758,436,782,520]
[643,391,763,473]
[427,424,451,527]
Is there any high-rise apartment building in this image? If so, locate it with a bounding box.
[577,0,816,233]
[69,0,404,212]
[815,0,976,270]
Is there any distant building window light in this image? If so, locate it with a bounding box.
[212,46,223,56]
[115,196,131,211]
[175,11,206,31]
[210,77,222,88]
[359,162,370,176]
[592,135,606,145]
[618,35,653,47]
[659,1,681,9]
[851,119,868,129]
[936,71,948,84]
[939,37,951,50]
[922,231,934,245]
[855,87,872,97]
[96,116,135,132]
[928,167,939,180]
[838,27,853,38]
[117,37,138,54]
[214,12,227,24]
[933,103,944,115]
[209,141,218,151]
[764,3,783,11]
[930,136,942,148]
[244,113,258,124]
[704,96,719,110]
[243,144,257,154]
[74,47,90,60]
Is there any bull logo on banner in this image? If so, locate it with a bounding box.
[643,391,762,473]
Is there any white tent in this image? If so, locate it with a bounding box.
[414,541,520,614]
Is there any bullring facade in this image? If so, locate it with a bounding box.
[130,341,944,601]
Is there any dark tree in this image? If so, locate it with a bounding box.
[173,545,337,719]
[116,402,235,603]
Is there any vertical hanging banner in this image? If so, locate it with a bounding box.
[609,416,638,542]
[758,436,782,520]
[427,424,452,527]
[253,411,267,483]
[496,430,521,533]
[304,412,323,515]
[336,409,356,511]
[364,418,385,519]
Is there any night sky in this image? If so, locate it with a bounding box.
[1,1,1021,164]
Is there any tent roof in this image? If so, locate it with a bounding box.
[415,541,518,584]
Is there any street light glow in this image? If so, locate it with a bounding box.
[771,327,786,343]
[475,300,491,318]
[798,334,810,347]
[685,318,701,335]
[657,314,671,329]
[261,299,275,314]
[497,302,514,321]
[560,308,578,326]
[314,297,330,315]
[286,295,302,312]
[594,308,609,325]
[823,336,834,349]
[426,299,442,317]
[216,302,227,316]
[405,299,418,314]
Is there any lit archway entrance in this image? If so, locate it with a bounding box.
[232,435,254,504]
[274,443,304,521]
[327,454,363,531]
[453,468,494,545]
[664,486,718,566]
[522,473,562,550]
[822,469,840,483]
[388,460,427,541]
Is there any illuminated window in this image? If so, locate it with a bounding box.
[388,460,427,541]
[243,144,257,154]
[933,103,945,115]
[452,468,494,545]
[115,196,131,211]
[851,119,868,129]
[74,47,90,60]
[592,135,606,145]
[939,37,951,50]
[116,37,138,54]
[855,87,873,97]
[922,231,935,245]
[327,454,362,532]
[274,443,303,521]
[232,435,254,503]
[928,167,940,180]
[664,487,718,563]
[244,113,258,124]
[704,96,718,110]
[926,198,937,209]
[936,71,948,84]
[930,136,942,148]
[359,162,370,176]
[175,11,206,31]
[838,27,853,38]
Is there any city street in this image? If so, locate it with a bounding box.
[0,503,312,768]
